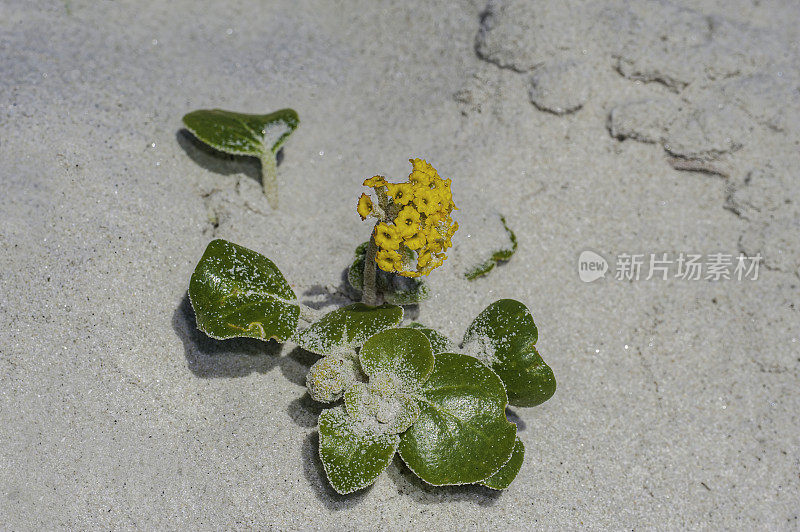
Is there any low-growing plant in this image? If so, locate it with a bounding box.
[182,108,299,208]
[186,158,555,494]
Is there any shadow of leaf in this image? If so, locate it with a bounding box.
[172,292,282,378]
[176,128,283,185]
[280,346,319,387]
[506,408,527,432]
[385,455,502,506]
[302,431,370,509]
[287,393,326,428]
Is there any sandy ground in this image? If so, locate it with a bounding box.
[1,0,799,529]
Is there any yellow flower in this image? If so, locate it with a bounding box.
[374,223,402,251]
[412,187,440,216]
[409,169,431,187]
[404,232,426,250]
[386,183,414,205]
[376,249,402,272]
[417,250,432,268]
[357,193,373,220]
[394,205,421,238]
[360,159,457,278]
[363,175,387,188]
[410,158,436,177]
[446,221,458,239]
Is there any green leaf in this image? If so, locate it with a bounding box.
[182,108,299,157]
[347,242,430,305]
[295,303,403,355]
[398,352,517,485]
[479,437,525,490]
[318,407,399,494]
[462,299,556,407]
[405,323,458,355]
[359,329,434,387]
[188,239,299,341]
[465,215,518,280]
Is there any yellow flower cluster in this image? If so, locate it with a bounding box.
[357,158,458,277]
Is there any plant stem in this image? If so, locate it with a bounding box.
[260,151,279,209]
[362,231,379,306]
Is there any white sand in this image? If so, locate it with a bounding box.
[1,0,799,528]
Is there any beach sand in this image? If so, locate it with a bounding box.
[1,0,799,528]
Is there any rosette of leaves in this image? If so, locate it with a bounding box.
[465,215,518,280]
[347,241,430,305]
[182,108,299,208]
[317,328,523,494]
[297,303,404,403]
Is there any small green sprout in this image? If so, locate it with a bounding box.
[184,158,556,496]
[182,108,299,208]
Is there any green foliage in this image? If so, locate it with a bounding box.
[463,299,556,407]
[186,239,556,496]
[359,328,434,387]
[182,108,299,207]
[295,303,403,355]
[479,437,525,490]
[348,241,430,305]
[188,239,299,341]
[182,108,299,157]
[318,407,399,494]
[465,216,518,280]
[397,352,517,485]
[405,323,458,355]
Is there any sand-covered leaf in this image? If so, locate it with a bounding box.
[318,407,399,494]
[344,381,420,435]
[405,323,458,355]
[182,108,299,156]
[348,241,430,305]
[462,299,556,407]
[188,239,299,341]
[479,437,525,490]
[359,328,434,387]
[306,354,362,403]
[398,352,517,485]
[295,303,403,355]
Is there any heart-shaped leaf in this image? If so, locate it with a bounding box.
[318,407,399,494]
[462,299,556,407]
[359,328,434,388]
[295,303,403,355]
[405,323,458,355]
[398,352,517,485]
[479,437,525,490]
[182,108,299,157]
[347,242,430,305]
[188,239,299,341]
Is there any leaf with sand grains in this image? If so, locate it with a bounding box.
[462,299,556,407]
[188,239,299,342]
[182,108,299,207]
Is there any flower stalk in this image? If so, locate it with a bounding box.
[362,231,379,306]
[259,151,279,209]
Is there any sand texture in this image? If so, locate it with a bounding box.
[2,0,799,529]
